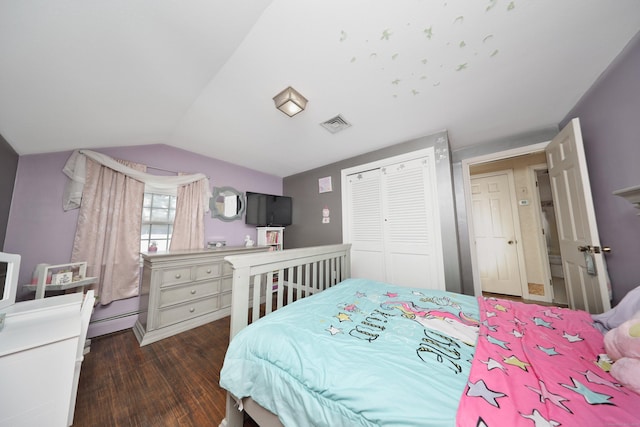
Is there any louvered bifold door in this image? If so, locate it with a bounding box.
[345,169,386,281]
[381,156,445,290]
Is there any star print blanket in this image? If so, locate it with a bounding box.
[220,278,480,426]
[456,297,640,426]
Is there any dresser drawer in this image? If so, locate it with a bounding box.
[194,262,222,281]
[160,266,192,286]
[159,280,221,308]
[222,261,233,276]
[157,295,220,328]
[220,291,232,309]
[221,276,233,293]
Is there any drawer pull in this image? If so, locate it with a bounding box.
[190,289,196,295]
[189,307,195,313]
[206,269,212,274]
[175,273,182,279]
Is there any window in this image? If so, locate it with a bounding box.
[140,193,177,252]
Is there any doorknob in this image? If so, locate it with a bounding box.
[508,240,515,245]
[577,245,612,254]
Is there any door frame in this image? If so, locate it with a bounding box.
[462,141,550,299]
[527,163,555,302]
[470,169,528,297]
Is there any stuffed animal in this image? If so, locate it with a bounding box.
[604,315,640,394]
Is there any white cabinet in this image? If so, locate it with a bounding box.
[133,246,268,346]
[256,227,284,251]
[0,292,93,427]
[342,150,445,290]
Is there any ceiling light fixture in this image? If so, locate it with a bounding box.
[273,86,308,117]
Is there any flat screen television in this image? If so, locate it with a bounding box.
[245,192,292,227]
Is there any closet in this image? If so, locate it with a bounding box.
[342,148,445,290]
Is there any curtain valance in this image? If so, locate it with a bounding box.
[63,149,211,212]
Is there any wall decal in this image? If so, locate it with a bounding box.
[318,176,332,193]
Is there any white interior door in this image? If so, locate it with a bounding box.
[546,118,611,314]
[345,169,385,282]
[381,157,444,290]
[471,170,525,296]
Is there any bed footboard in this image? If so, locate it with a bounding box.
[224,243,351,339]
[221,244,351,427]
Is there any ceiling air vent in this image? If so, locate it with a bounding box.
[320,115,352,134]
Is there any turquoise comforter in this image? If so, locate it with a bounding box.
[220,278,479,426]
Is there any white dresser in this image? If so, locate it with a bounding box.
[0,292,93,427]
[133,246,268,346]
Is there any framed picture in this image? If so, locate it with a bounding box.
[52,271,73,285]
[318,176,332,193]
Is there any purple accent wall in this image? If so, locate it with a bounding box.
[4,144,281,332]
[561,32,640,305]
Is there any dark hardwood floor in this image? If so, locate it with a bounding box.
[73,316,258,427]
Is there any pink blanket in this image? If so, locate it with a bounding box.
[456,297,640,426]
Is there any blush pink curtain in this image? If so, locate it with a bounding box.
[71,158,146,305]
[169,178,207,251]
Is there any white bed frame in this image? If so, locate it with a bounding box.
[219,244,352,427]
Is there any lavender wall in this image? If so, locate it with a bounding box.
[561,32,640,305]
[5,143,282,297]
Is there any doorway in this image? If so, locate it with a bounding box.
[531,166,568,305]
[463,142,561,303]
[463,120,611,313]
[470,170,526,297]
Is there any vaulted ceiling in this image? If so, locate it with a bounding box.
[1,1,639,177]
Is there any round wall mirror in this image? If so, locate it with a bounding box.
[210,187,246,222]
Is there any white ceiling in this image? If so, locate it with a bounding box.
[1,1,639,177]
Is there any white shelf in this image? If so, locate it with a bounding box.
[613,184,640,215]
[22,277,97,293]
[256,227,284,251]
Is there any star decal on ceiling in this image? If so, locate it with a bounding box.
[561,377,614,405]
[381,29,392,41]
[526,380,572,413]
[520,409,560,427]
[423,26,433,39]
[503,355,530,371]
[326,325,342,335]
[466,379,506,407]
[335,312,352,322]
